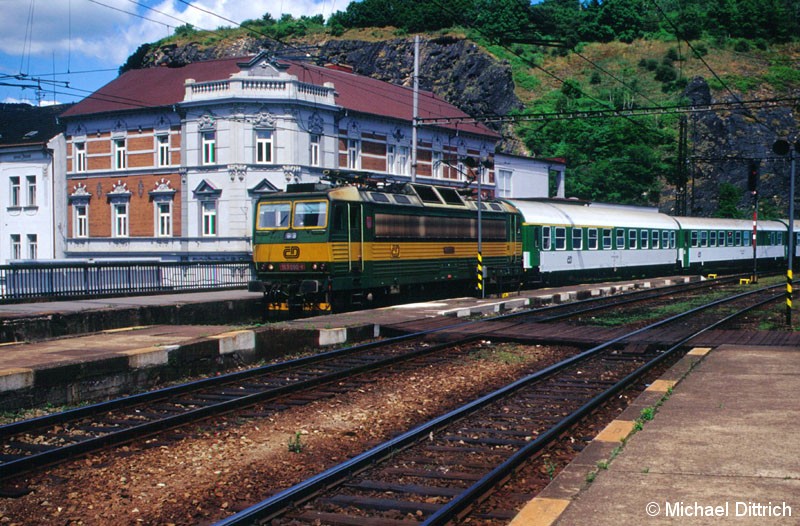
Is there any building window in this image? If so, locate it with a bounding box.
[10,234,20,260]
[347,139,360,169]
[155,202,172,237]
[432,150,443,178]
[395,146,409,175]
[201,201,217,236]
[157,135,170,167]
[27,234,37,259]
[497,169,512,197]
[75,142,87,172]
[74,205,88,238]
[113,138,127,170]
[26,176,36,206]
[113,203,129,237]
[309,134,320,166]
[255,130,273,164]
[386,145,395,174]
[9,176,20,207]
[202,131,216,165]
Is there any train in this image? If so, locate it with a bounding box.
[248,172,799,311]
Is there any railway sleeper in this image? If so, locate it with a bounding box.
[346,480,463,497]
[293,510,420,526]
[321,494,441,515]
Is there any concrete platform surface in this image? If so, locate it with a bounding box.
[519,344,800,526]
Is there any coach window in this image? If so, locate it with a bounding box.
[691,231,699,247]
[700,230,708,247]
[555,227,566,250]
[572,227,583,250]
[710,230,717,247]
[670,231,676,248]
[587,228,598,250]
[640,230,648,249]
[735,231,742,246]
[651,230,659,249]
[661,231,669,249]
[627,229,637,249]
[603,229,612,249]
[718,231,725,246]
[616,229,626,250]
[542,226,552,250]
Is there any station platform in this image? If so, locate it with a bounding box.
[0,277,687,410]
[510,343,800,526]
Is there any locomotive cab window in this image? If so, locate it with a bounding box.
[294,201,328,229]
[257,202,290,229]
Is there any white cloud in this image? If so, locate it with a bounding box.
[0,0,334,69]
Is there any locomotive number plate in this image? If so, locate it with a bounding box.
[279,263,306,271]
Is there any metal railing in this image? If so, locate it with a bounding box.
[0,260,254,302]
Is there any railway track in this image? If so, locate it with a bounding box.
[213,283,785,525]
[0,276,775,488]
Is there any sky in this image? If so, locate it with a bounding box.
[0,0,339,106]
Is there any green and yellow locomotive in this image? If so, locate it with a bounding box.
[249,173,523,311]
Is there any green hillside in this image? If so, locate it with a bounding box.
[125,0,800,215]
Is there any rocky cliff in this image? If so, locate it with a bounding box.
[126,36,523,152]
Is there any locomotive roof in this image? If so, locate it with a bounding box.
[509,200,679,229]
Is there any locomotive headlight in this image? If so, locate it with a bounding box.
[284,231,297,240]
[312,263,318,270]
[267,264,274,271]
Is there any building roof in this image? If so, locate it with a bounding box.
[60,55,498,138]
[0,103,71,147]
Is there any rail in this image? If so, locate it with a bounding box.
[0,260,254,302]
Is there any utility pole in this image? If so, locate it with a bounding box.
[411,35,419,182]
[773,139,798,327]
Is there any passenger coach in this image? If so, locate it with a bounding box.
[673,217,787,271]
[509,200,680,283]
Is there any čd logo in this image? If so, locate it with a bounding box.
[283,246,300,259]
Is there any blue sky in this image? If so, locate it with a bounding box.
[0,0,338,106]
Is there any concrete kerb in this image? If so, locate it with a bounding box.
[508,345,715,526]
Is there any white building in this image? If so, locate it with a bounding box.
[0,104,69,264]
[59,53,509,261]
[494,152,566,199]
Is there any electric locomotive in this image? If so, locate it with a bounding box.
[249,173,523,311]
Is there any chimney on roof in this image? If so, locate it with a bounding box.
[324,63,353,73]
